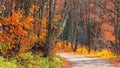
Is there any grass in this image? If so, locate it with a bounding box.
[0,52,64,68]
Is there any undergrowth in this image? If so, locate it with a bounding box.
[0,52,63,68]
[56,41,120,60]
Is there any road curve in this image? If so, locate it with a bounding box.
[57,52,119,68]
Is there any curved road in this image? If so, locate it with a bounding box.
[58,52,119,68]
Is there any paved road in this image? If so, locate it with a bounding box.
[58,52,119,68]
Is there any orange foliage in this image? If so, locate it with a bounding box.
[101,23,116,42]
[0,2,62,56]
[0,7,35,53]
[30,5,39,14]
[54,40,73,52]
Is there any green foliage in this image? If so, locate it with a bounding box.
[0,42,13,57]
[0,52,64,68]
[35,57,52,68]
[35,56,63,68]
[16,52,33,61]
[0,42,11,52]
[51,56,64,68]
[0,57,22,68]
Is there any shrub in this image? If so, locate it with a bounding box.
[0,53,64,68]
[0,57,22,68]
[51,56,63,68]
[77,47,88,55]
[0,42,13,58]
[0,52,64,68]
[90,49,115,59]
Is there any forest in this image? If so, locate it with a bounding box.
[0,0,119,68]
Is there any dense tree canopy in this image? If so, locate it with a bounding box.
[0,0,119,58]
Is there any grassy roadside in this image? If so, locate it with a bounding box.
[0,52,64,68]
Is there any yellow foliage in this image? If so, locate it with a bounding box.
[56,40,120,60]
[90,49,115,59]
[76,47,118,60]
[77,47,88,55]
[30,5,39,14]
[55,40,73,52]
